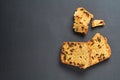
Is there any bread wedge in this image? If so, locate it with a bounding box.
[92,20,105,27]
[73,7,94,34]
[60,42,90,69]
[87,33,111,66]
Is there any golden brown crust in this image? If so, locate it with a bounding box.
[73,7,94,34]
[105,37,112,58]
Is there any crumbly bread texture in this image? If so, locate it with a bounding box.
[60,33,111,69]
[73,7,94,34]
[92,20,105,27]
[87,33,111,66]
[60,42,90,69]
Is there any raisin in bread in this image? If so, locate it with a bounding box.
[73,7,94,34]
[87,33,111,66]
[60,42,90,69]
[92,20,105,27]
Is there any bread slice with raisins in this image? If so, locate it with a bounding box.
[60,33,111,69]
[92,20,105,27]
[87,33,111,66]
[60,42,90,69]
[73,7,94,34]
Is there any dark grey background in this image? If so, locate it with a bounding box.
[0,0,120,80]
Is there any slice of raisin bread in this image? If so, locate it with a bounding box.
[87,33,111,66]
[60,33,111,69]
[92,20,105,27]
[60,42,90,69]
[73,7,94,34]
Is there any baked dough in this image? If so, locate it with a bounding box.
[60,33,111,69]
[92,20,105,27]
[73,7,94,34]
